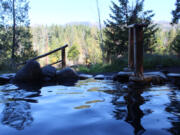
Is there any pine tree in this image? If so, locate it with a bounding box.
[170,30,180,56]
[171,0,180,55]
[68,44,80,64]
[0,0,36,65]
[104,0,158,62]
[172,0,180,24]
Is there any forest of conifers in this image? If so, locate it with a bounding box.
[0,0,180,71]
[31,23,179,66]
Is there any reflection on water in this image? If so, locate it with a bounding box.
[74,105,91,109]
[107,85,145,135]
[125,88,145,135]
[2,101,33,130]
[85,99,105,104]
[0,84,41,130]
[0,79,179,135]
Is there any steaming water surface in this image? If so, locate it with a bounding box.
[0,79,179,135]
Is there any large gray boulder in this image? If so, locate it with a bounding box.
[42,65,56,82]
[56,68,79,84]
[13,60,42,83]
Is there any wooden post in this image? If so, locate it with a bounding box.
[62,48,66,68]
[128,24,147,78]
[134,25,144,77]
[133,27,137,76]
[128,28,134,69]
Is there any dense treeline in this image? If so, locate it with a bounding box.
[30,22,180,66]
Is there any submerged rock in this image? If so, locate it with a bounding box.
[13,60,42,83]
[94,74,105,80]
[0,73,15,85]
[113,71,167,85]
[129,75,165,85]
[144,72,167,80]
[113,72,134,82]
[143,72,167,85]
[56,68,79,84]
[0,77,10,85]
[167,73,180,86]
[79,74,93,80]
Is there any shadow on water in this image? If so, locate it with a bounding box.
[166,89,180,135]
[0,83,41,130]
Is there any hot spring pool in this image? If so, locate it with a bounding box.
[0,78,179,135]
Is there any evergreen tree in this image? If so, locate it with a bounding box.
[171,0,180,56]
[172,0,180,24]
[68,44,80,64]
[0,0,36,65]
[104,0,158,62]
[170,30,180,56]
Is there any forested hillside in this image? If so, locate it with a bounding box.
[30,21,180,67]
[31,24,102,67]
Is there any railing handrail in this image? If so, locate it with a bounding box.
[19,44,68,66]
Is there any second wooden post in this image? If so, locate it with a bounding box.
[62,48,66,68]
[134,25,144,77]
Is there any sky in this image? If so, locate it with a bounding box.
[29,0,176,25]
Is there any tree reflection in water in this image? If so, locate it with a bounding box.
[2,101,33,130]
[125,88,145,135]
[110,84,146,135]
[0,83,41,130]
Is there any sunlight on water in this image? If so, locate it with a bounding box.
[74,105,91,109]
[85,99,105,104]
[0,79,179,135]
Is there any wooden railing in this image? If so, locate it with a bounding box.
[19,44,68,68]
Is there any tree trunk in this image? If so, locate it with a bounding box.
[12,0,16,64]
[96,0,105,62]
